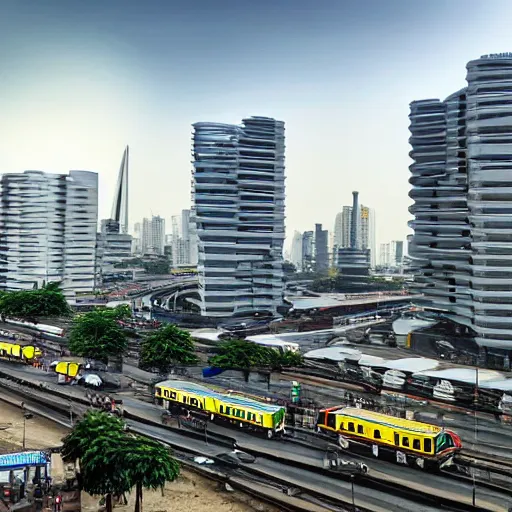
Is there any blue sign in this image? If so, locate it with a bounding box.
[0,451,48,469]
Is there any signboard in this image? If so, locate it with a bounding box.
[372,445,379,458]
[0,451,48,469]
[396,451,407,464]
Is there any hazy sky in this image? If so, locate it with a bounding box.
[1,0,511,250]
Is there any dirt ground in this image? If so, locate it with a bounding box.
[0,401,278,512]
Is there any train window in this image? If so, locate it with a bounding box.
[374,429,381,439]
[190,398,199,408]
[163,389,169,398]
[339,422,345,430]
[181,396,187,404]
[436,434,454,453]
[394,433,400,446]
[226,407,232,415]
[219,405,224,414]
[413,439,421,450]
[357,424,364,434]
[424,438,432,453]
[327,413,336,429]
[170,391,177,400]
[402,437,409,447]
[348,422,355,432]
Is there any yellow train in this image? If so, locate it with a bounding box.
[155,380,286,438]
[317,406,462,469]
[0,342,42,362]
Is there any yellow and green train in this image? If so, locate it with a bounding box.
[0,342,42,362]
[155,380,286,438]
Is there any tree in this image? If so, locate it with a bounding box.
[139,324,198,374]
[69,309,128,363]
[122,435,180,512]
[0,282,71,320]
[209,339,303,377]
[61,411,127,512]
[143,258,170,275]
[62,411,180,512]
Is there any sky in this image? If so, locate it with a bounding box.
[1,0,512,251]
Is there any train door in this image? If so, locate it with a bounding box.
[394,432,400,446]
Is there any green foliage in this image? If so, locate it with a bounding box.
[310,274,405,293]
[209,339,303,371]
[139,324,198,374]
[0,282,71,319]
[61,410,126,462]
[143,258,170,275]
[69,309,128,363]
[62,411,180,512]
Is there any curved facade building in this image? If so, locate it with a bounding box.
[466,55,512,348]
[192,116,285,317]
[0,170,98,299]
[409,54,512,352]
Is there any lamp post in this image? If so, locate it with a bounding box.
[21,404,33,450]
[350,474,356,511]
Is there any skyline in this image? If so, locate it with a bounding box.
[2,0,512,247]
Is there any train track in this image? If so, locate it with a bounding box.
[0,378,508,512]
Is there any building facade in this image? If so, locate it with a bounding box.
[0,170,98,298]
[290,231,303,272]
[301,230,314,272]
[141,215,165,255]
[408,53,512,352]
[192,116,285,317]
[314,223,329,272]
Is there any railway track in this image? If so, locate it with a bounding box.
[0,378,509,512]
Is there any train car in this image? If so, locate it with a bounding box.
[155,380,286,438]
[5,318,66,338]
[0,342,42,362]
[316,406,462,470]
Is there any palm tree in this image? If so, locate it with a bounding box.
[122,436,180,512]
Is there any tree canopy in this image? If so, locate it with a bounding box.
[209,339,304,372]
[139,324,198,374]
[0,282,71,319]
[69,307,129,363]
[62,411,179,512]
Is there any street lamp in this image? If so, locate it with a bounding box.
[21,404,33,450]
[350,474,356,511]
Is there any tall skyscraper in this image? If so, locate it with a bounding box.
[334,202,376,267]
[301,231,314,272]
[290,231,303,272]
[0,170,98,298]
[193,116,285,317]
[141,215,165,255]
[408,53,512,352]
[111,146,129,235]
[314,223,329,272]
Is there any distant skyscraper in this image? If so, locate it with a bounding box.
[334,201,376,267]
[290,231,303,271]
[111,146,129,235]
[301,231,314,272]
[0,170,98,298]
[193,116,285,317]
[314,223,329,272]
[141,215,165,255]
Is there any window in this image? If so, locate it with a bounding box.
[327,413,336,429]
[413,439,421,450]
[424,438,432,453]
[374,430,381,439]
[394,433,400,446]
[402,437,409,447]
[436,434,454,453]
[181,395,188,404]
[348,422,355,432]
[219,405,224,414]
[357,424,364,434]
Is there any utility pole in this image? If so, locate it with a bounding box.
[351,474,356,511]
[474,367,479,442]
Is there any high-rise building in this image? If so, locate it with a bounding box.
[290,231,303,272]
[408,53,512,352]
[314,223,329,272]
[379,240,403,268]
[301,231,314,272]
[132,222,141,254]
[169,209,195,266]
[0,170,98,298]
[333,202,376,267]
[193,116,285,317]
[141,215,165,255]
[111,146,129,235]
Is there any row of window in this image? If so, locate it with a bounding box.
[219,404,262,424]
[159,388,204,410]
[340,421,433,452]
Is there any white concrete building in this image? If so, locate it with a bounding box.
[141,215,165,255]
[193,116,285,317]
[0,170,98,298]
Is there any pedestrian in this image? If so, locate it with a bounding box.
[54,492,62,512]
